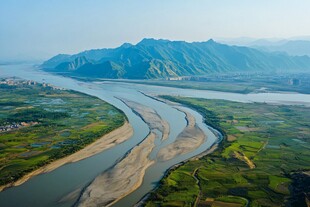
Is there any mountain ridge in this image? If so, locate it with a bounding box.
[41,38,310,79]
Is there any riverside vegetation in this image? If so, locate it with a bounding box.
[110,72,310,94]
[0,79,125,186]
[145,96,310,207]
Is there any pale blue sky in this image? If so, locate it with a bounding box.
[1,0,310,60]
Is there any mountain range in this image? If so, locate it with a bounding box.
[41,38,310,79]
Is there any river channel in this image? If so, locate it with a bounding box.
[0,64,309,207]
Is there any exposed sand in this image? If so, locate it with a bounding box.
[0,121,133,192]
[157,110,206,161]
[77,100,167,207]
[77,133,156,207]
[120,99,170,140]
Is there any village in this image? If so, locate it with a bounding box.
[0,121,38,133]
[0,78,65,90]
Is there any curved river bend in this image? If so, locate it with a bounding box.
[0,64,309,207]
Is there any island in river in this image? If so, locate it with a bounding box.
[0,78,132,191]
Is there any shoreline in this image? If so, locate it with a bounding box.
[0,121,133,192]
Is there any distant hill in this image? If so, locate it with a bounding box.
[41,38,310,79]
[218,38,310,57]
[252,40,310,57]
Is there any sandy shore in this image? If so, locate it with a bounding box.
[157,109,206,161]
[0,121,133,192]
[77,132,156,207]
[120,99,170,140]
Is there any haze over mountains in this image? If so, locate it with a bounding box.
[218,37,310,56]
[252,40,310,57]
[42,38,310,79]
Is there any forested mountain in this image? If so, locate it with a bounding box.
[42,38,310,79]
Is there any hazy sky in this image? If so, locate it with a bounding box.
[1,0,310,61]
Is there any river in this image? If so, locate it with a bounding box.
[0,64,309,207]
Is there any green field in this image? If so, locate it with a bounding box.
[145,96,310,207]
[0,79,126,186]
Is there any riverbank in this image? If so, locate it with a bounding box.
[0,121,133,192]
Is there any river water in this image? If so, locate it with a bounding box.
[0,64,309,207]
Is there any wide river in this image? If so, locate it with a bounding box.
[0,64,309,207]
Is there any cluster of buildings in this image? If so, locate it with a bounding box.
[0,123,20,132]
[0,121,38,133]
[166,74,307,87]
[0,78,38,86]
[0,78,66,90]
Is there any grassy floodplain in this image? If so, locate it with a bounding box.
[101,72,310,94]
[145,96,310,207]
[0,79,125,186]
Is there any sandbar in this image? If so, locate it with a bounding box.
[120,99,170,140]
[157,110,206,161]
[77,132,156,207]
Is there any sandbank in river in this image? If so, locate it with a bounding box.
[158,109,206,161]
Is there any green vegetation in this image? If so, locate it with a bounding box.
[43,39,310,79]
[111,73,310,94]
[145,96,310,207]
[117,80,257,94]
[0,80,126,186]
